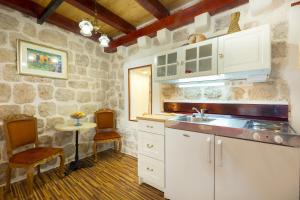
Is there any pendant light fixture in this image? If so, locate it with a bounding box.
[78,0,110,47]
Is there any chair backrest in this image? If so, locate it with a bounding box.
[95,109,115,130]
[3,114,38,157]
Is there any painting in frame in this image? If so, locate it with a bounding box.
[17,39,68,79]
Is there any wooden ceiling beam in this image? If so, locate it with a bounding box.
[64,0,136,34]
[135,0,169,19]
[0,0,99,41]
[105,0,249,53]
[37,0,64,24]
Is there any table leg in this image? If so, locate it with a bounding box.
[65,130,93,175]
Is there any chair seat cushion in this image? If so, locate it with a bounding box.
[9,147,63,165]
[94,130,121,141]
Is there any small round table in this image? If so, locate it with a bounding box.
[55,122,96,174]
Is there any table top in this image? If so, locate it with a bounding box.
[55,122,97,132]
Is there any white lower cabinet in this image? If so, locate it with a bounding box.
[138,120,165,191]
[165,128,300,200]
[165,128,214,200]
[215,136,299,200]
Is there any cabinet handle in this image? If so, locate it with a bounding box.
[183,134,190,137]
[206,137,212,163]
[147,144,154,148]
[219,53,224,58]
[217,140,223,167]
[146,167,154,172]
[146,125,153,128]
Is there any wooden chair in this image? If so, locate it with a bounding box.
[93,109,122,162]
[3,114,65,199]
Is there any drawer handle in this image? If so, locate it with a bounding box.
[183,134,190,137]
[147,144,154,148]
[146,125,154,128]
[146,167,154,172]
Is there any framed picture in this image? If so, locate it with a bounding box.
[17,40,68,79]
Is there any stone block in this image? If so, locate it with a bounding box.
[13,83,36,104]
[0,83,11,102]
[194,12,211,32]
[3,64,20,82]
[75,54,89,66]
[0,48,15,63]
[157,28,171,44]
[46,117,64,130]
[22,23,37,37]
[0,31,7,46]
[38,135,53,147]
[76,91,91,103]
[38,29,67,48]
[57,104,78,116]
[63,144,75,158]
[54,131,73,146]
[68,81,88,89]
[55,88,75,101]
[23,104,36,116]
[38,84,54,100]
[0,105,21,119]
[0,13,19,31]
[69,41,83,52]
[38,102,56,117]
[137,36,151,49]
[80,104,97,115]
[85,41,95,54]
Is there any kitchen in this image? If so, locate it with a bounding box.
[0,0,300,199]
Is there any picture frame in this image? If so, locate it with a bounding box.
[17,39,68,79]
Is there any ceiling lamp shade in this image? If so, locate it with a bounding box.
[99,34,110,47]
[79,20,93,37]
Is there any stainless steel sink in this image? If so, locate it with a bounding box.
[177,115,216,123]
[173,115,248,128]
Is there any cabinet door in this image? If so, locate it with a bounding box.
[154,50,180,81]
[215,136,299,200]
[165,128,214,200]
[218,25,271,74]
[182,38,218,78]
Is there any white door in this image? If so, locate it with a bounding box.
[154,50,180,81]
[182,38,218,77]
[215,136,300,200]
[218,25,271,74]
[165,128,214,200]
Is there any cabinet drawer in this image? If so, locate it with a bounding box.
[138,131,164,161]
[138,155,164,189]
[138,120,165,135]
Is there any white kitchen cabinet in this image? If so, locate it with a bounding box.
[165,128,299,200]
[182,38,218,77]
[138,120,165,191]
[153,25,271,82]
[215,136,299,200]
[165,128,214,200]
[154,50,181,81]
[218,25,271,74]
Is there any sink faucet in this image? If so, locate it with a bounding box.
[192,107,207,119]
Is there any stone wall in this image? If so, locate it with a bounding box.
[0,5,119,185]
[121,1,300,157]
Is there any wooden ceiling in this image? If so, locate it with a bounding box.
[0,0,249,52]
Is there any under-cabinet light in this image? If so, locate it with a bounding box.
[178,81,225,88]
[177,74,225,83]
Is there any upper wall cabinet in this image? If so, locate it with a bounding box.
[182,38,218,78]
[153,25,271,82]
[154,50,180,81]
[218,25,271,74]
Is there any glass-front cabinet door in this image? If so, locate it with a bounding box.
[182,38,218,77]
[154,50,180,81]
